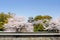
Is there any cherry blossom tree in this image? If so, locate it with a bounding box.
[44,18,60,33]
[3,15,34,32]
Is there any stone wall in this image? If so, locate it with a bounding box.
[0,36,60,40]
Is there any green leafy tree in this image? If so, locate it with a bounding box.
[34,15,52,32]
[34,24,44,32]
[34,15,52,21]
[0,12,12,31]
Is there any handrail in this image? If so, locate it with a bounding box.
[0,32,60,37]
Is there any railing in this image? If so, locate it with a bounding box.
[0,32,60,37]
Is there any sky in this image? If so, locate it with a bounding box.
[0,0,60,19]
